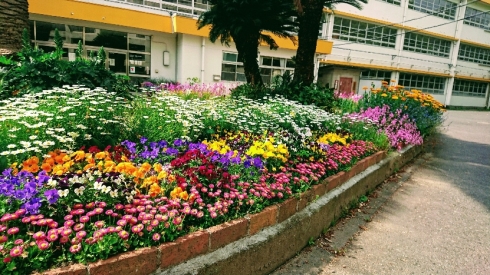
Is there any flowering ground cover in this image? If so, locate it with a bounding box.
[0,83,444,274]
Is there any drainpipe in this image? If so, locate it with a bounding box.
[201,37,205,83]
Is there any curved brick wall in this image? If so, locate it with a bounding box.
[37,146,422,275]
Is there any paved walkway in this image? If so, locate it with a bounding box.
[271,110,490,275]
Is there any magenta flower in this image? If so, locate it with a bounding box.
[131,224,144,234]
[64,220,75,227]
[76,231,87,239]
[118,230,129,240]
[47,230,58,242]
[61,228,73,237]
[9,246,23,257]
[59,236,69,244]
[80,216,89,223]
[152,233,161,241]
[69,244,82,254]
[94,221,105,228]
[173,216,183,225]
[7,227,19,235]
[33,231,46,240]
[0,235,7,244]
[73,223,85,232]
[38,241,50,251]
[14,239,23,245]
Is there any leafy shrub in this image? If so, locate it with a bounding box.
[231,71,337,111]
[0,29,136,100]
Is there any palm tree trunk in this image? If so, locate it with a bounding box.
[234,32,264,87]
[293,0,324,86]
[0,0,30,56]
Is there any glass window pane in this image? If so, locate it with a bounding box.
[85,29,127,50]
[35,21,66,42]
[223,52,237,62]
[129,33,150,52]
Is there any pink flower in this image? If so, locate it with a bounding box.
[61,228,73,237]
[21,217,31,223]
[73,223,85,232]
[117,219,127,227]
[33,231,46,240]
[7,227,19,235]
[118,230,129,240]
[59,236,69,244]
[64,220,75,227]
[64,215,73,221]
[38,241,50,250]
[47,230,58,242]
[76,231,87,239]
[173,216,183,225]
[14,239,23,245]
[0,235,7,244]
[80,216,89,223]
[69,244,82,254]
[152,233,161,241]
[94,221,105,228]
[9,246,23,257]
[131,224,144,234]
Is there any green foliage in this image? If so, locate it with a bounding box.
[53,28,64,59]
[75,41,83,59]
[231,71,337,111]
[0,30,135,100]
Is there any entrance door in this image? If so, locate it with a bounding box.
[339,77,353,94]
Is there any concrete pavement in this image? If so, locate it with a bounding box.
[271,110,490,275]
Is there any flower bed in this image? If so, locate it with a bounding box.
[0,84,444,274]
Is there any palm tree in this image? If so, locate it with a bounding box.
[0,0,30,56]
[198,0,298,87]
[293,0,367,86]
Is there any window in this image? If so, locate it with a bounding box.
[408,0,457,20]
[30,20,151,77]
[398,73,446,94]
[403,32,451,57]
[464,7,490,30]
[378,0,401,5]
[452,79,487,97]
[332,17,397,48]
[221,52,246,82]
[360,70,392,79]
[259,56,294,84]
[458,44,490,65]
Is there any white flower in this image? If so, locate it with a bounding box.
[19,141,31,148]
[0,151,10,156]
[58,189,69,197]
[47,179,58,187]
[67,132,80,139]
[29,135,38,140]
[84,134,92,140]
[74,186,85,196]
[110,190,118,198]
[101,185,111,193]
[93,181,102,190]
[7,144,16,149]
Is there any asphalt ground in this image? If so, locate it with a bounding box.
[271,110,490,275]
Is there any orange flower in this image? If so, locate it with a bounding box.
[41,162,52,173]
[95,152,107,160]
[142,176,158,188]
[149,183,162,197]
[170,187,183,199]
[179,191,189,201]
[71,151,85,162]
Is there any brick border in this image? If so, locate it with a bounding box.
[39,147,421,275]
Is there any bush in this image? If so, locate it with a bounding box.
[0,29,137,100]
[230,72,337,111]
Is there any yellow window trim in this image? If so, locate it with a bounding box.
[29,0,173,33]
[460,39,490,50]
[325,9,458,42]
[173,15,333,54]
[454,74,490,82]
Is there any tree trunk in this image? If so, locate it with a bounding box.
[233,32,264,88]
[293,0,324,86]
[0,0,30,56]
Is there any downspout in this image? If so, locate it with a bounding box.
[201,37,205,83]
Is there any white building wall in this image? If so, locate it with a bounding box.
[150,32,177,80]
[450,96,487,107]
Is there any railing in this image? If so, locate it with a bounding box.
[104,0,210,17]
[100,0,328,40]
